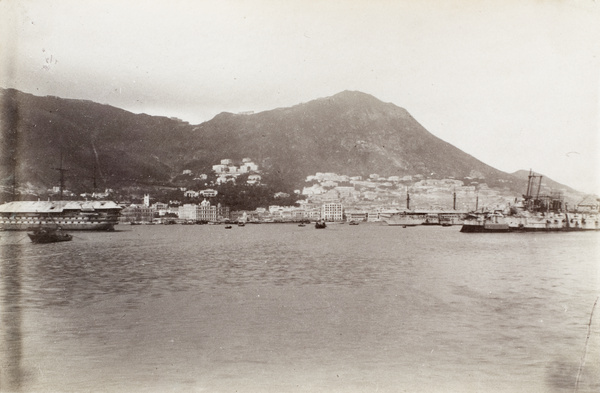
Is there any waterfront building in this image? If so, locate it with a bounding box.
[178,199,229,222]
[345,210,368,222]
[197,199,216,222]
[178,204,199,221]
[366,209,383,222]
[321,202,344,222]
[120,204,154,224]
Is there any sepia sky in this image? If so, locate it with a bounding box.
[1,0,599,194]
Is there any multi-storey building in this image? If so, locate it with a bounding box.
[178,204,200,221]
[178,199,230,222]
[321,202,344,222]
[345,210,368,222]
[120,204,154,223]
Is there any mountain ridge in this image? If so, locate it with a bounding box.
[0,88,586,203]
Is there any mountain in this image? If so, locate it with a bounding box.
[183,90,522,189]
[0,88,581,200]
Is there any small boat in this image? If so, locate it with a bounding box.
[27,227,73,244]
[315,220,327,229]
[237,222,245,227]
[348,221,359,225]
[224,225,233,229]
[298,223,306,227]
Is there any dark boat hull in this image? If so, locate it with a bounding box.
[27,232,73,243]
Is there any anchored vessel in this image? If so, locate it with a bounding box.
[383,212,425,227]
[0,200,122,231]
[27,227,73,243]
[460,171,600,233]
[315,219,327,229]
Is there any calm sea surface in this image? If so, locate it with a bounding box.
[1,223,599,393]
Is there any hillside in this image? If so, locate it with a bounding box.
[182,91,525,190]
[0,88,582,202]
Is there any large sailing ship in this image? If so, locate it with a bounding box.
[460,170,599,233]
[0,200,122,231]
[0,153,121,231]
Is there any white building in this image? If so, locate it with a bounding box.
[302,184,325,196]
[178,199,229,222]
[240,162,259,173]
[212,164,229,173]
[199,189,218,198]
[184,190,200,198]
[247,174,261,184]
[321,202,344,222]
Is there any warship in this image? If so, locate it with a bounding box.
[460,171,599,233]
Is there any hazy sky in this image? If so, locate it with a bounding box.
[1,0,599,194]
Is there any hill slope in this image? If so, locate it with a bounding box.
[0,88,579,199]
[184,90,520,189]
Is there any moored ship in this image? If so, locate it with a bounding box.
[460,171,600,233]
[382,211,426,227]
[0,200,122,231]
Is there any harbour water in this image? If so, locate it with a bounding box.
[1,224,599,393]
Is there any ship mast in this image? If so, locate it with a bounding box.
[92,161,97,191]
[525,169,534,199]
[536,175,543,199]
[406,187,410,210]
[453,189,456,210]
[11,161,17,201]
[52,153,69,200]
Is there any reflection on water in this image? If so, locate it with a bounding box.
[0,225,599,393]
[1,244,24,392]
